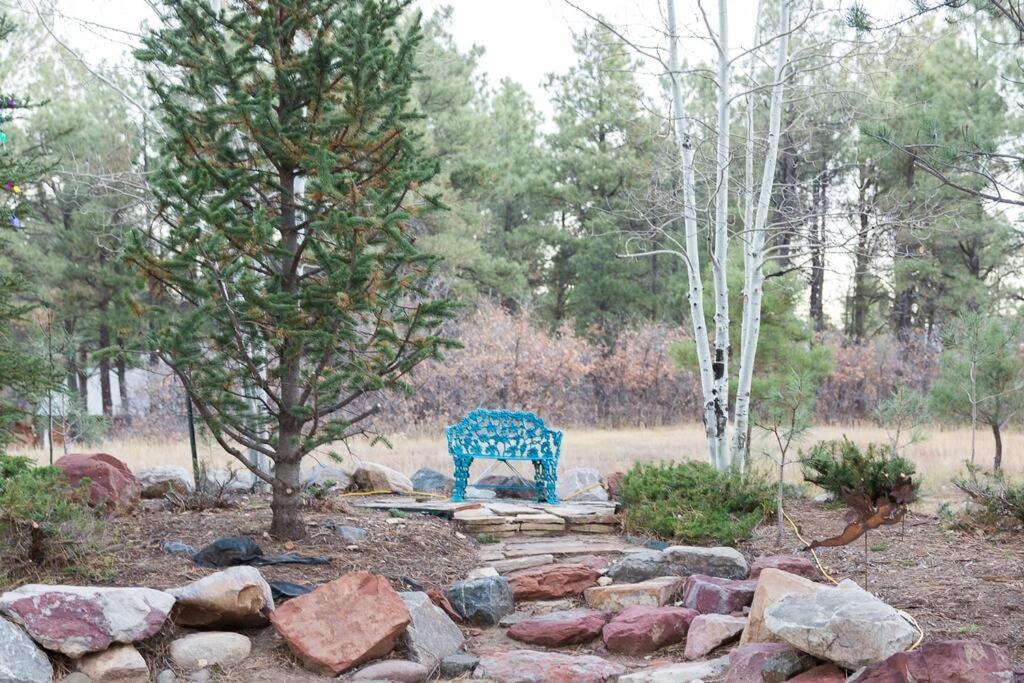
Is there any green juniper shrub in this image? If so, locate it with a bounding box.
[801,438,917,502]
[0,454,103,580]
[954,465,1024,526]
[619,461,773,546]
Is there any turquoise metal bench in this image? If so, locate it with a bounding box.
[447,409,561,503]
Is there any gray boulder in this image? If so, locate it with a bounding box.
[352,461,414,494]
[137,466,193,498]
[200,468,255,493]
[411,468,454,495]
[556,467,609,502]
[0,616,52,683]
[399,591,465,668]
[444,576,514,626]
[607,545,749,583]
[301,464,352,491]
[329,524,367,543]
[441,654,480,678]
[764,581,918,669]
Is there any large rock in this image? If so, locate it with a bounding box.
[851,639,1012,683]
[476,475,536,500]
[556,467,609,502]
[606,545,749,583]
[508,563,599,600]
[136,466,193,499]
[684,613,747,660]
[507,608,607,647]
[764,581,918,669]
[473,649,626,682]
[680,574,757,614]
[411,468,454,495]
[76,644,148,682]
[55,453,141,509]
[352,461,414,494]
[399,591,465,668]
[618,657,730,683]
[168,566,274,628]
[749,554,817,580]
[169,631,252,671]
[583,576,684,611]
[742,568,824,644]
[662,545,749,579]
[791,664,847,682]
[301,464,352,492]
[602,605,698,655]
[0,584,174,657]
[270,571,410,675]
[200,468,255,493]
[0,616,52,683]
[444,575,514,626]
[351,660,429,682]
[725,642,816,683]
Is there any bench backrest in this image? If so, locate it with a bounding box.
[447,409,562,462]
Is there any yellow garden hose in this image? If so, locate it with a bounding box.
[782,507,925,651]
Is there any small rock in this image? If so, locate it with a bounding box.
[411,468,455,495]
[851,639,1013,683]
[725,642,816,683]
[330,524,368,543]
[684,613,747,660]
[0,615,52,683]
[741,568,823,644]
[584,576,684,612]
[159,540,197,556]
[155,670,177,683]
[270,571,410,675]
[62,673,94,683]
[507,563,599,600]
[77,644,149,683]
[350,660,429,682]
[352,462,414,494]
[473,649,626,682]
[467,567,499,579]
[764,581,918,669]
[507,608,608,647]
[399,591,465,668]
[0,584,174,657]
[464,486,497,500]
[813,491,834,503]
[56,452,141,510]
[618,656,730,682]
[602,605,698,655]
[749,555,817,580]
[790,663,847,682]
[301,464,353,491]
[137,466,193,499]
[168,566,275,628]
[597,576,613,586]
[680,574,758,614]
[444,576,514,626]
[169,632,251,671]
[556,467,609,502]
[499,610,532,627]
[440,653,479,678]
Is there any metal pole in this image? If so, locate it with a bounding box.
[186,395,199,487]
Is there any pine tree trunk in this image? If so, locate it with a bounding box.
[77,347,89,405]
[808,179,826,332]
[992,422,1003,471]
[270,453,304,539]
[848,173,872,341]
[99,322,113,417]
[116,341,130,425]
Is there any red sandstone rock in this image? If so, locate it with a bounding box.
[55,453,141,510]
[270,572,410,675]
[749,555,817,580]
[724,643,815,683]
[507,608,607,647]
[854,639,1012,683]
[601,605,698,655]
[507,563,599,600]
[680,574,758,614]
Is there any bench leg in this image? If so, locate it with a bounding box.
[532,461,546,503]
[452,456,472,502]
[537,459,558,504]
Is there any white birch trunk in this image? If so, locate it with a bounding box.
[667,0,719,467]
[710,0,732,469]
[731,0,792,469]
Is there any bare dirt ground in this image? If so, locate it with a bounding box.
[743,499,1024,667]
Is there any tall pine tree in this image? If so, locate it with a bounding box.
[134,0,455,539]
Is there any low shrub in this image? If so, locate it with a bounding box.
[619,461,773,546]
[954,466,1024,526]
[801,438,917,501]
[0,454,104,578]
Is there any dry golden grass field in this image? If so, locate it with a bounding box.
[13,424,1023,499]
